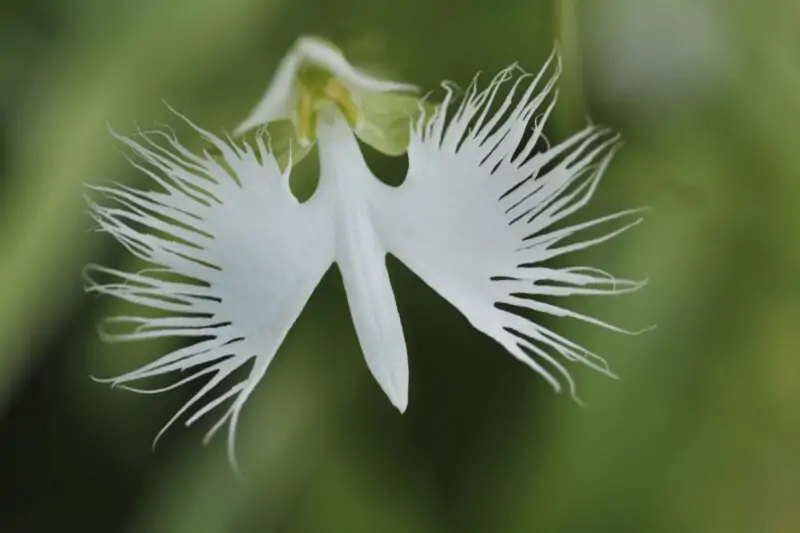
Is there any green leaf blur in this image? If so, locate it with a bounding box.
[1,0,799,532]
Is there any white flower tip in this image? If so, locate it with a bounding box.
[105,121,119,137]
[368,356,408,414]
[637,323,658,335]
[391,388,408,413]
[573,394,602,409]
[89,374,112,385]
[228,450,246,483]
[571,392,586,407]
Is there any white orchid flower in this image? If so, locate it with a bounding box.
[85,36,646,470]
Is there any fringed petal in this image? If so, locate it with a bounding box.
[374,55,646,398]
[87,109,334,471]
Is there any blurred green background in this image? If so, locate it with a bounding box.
[1,0,799,532]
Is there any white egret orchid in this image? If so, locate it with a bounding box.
[85,36,646,469]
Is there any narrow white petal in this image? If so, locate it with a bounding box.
[87,110,334,463]
[374,58,644,396]
[317,112,409,411]
[234,49,302,135]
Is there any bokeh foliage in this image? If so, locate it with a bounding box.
[1,0,799,532]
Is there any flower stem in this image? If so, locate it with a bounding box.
[554,0,588,134]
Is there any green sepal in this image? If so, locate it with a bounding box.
[355,92,438,156]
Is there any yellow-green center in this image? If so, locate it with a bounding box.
[296,65,360,144]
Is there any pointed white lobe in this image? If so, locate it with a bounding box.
[317,113,409,411]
